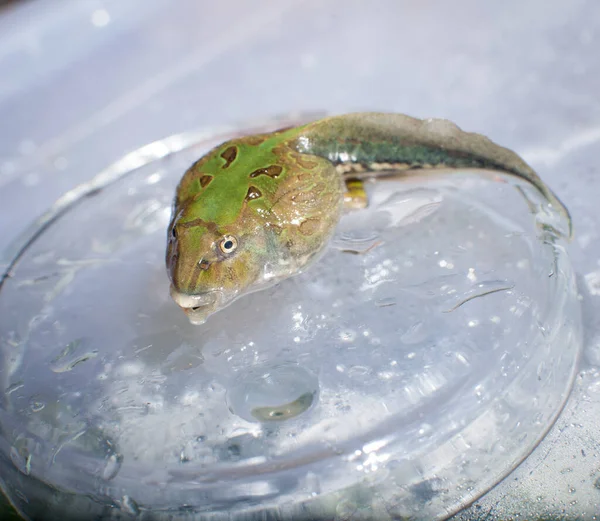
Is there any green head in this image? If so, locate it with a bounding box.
[166,129,342,324]
[166,134,284,324]
[166,205,272,324]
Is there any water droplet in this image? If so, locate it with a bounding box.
[348,365,370,378]
[10,446,31,476]
[29,396,45,413]
[375,297,396,308]
[120,495,140,515]
[102,453,123,481]
[399,322,425,346]
[50,338,97,373]
[338,329,356,342]
[227,364,319,423]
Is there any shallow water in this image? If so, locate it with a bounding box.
[0,128,581,520]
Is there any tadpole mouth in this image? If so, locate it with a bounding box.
[182,306,212,325]
[169,285,219,325]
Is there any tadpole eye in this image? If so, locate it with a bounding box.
[218,235,238,255]
[171,226,177,239]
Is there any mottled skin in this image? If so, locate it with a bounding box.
[166,113,571,324]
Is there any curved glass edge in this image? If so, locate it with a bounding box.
[0,118,583,520]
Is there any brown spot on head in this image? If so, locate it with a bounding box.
[295,156,318,169]
[299,218,319,236]
[242,135,268,146]
[179,218,219,234]
[199,259,211,270]
[220,146,238,169]
[249,165,283,179]
[200,175,213,187]
[245,186,262,201]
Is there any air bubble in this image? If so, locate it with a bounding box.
[29,396,45,413]
[102,453,123,481]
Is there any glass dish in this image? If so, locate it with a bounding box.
[0,118,582,520]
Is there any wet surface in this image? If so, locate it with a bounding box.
[0,137,581,518]
[1,0,599,519]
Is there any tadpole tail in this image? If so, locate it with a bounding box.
[292,112,573,238]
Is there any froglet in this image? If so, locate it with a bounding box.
[166,112,571,324]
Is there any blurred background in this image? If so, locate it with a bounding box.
[1,0,600,519]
